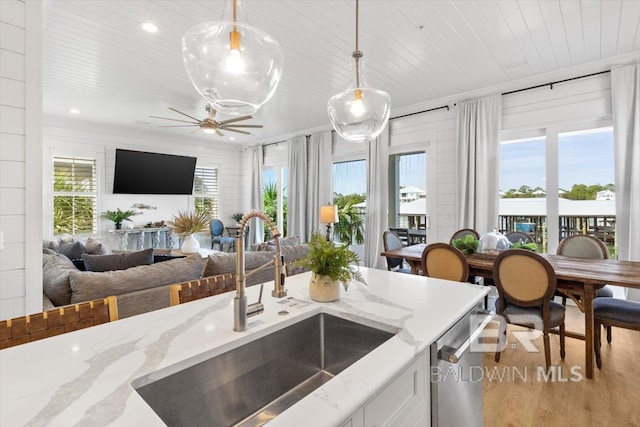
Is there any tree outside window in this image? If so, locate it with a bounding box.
[53,157,97,235]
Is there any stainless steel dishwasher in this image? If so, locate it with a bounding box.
[430,303,494,427]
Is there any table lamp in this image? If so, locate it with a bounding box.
[320,205,339,241]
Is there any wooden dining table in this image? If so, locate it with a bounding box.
[380,243,640,379]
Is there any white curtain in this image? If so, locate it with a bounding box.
[249,146,263,245]
[611,64,640,301]
[287,135,308,241]
[456,95,502,235]
[306,131,333,239]
[364,126,389,269]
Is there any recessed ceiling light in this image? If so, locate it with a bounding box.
[229,137,235,140]
[140,22,158,33]
[70,109,80,114]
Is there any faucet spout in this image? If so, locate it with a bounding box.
[233,210,287,332]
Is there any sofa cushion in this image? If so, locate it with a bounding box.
[42,252,77,306]
[81,249,154,272]
[251,236,301,252]
[281,244,310,262]
[57,241,87,260]
[204,251,275,287]
[85,237,111,255]
[68,254,203,303]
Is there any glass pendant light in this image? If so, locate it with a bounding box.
[182,0,284,115]
[327,0,391,142]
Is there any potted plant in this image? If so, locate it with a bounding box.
[167,210,210,253]
[102,208,137,229]
[451,234,479,254]
[232,213,244,223]
[296,232,366,302]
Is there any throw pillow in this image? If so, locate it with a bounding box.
[204,251,275,287]
[279,236,300,246]
[81,249,154,272]
[42,252,77,306]
[85,237,111,255]
[281,244,310,262]
[57,241,87,260]
[43,238,59,252]
[69,254,203,303]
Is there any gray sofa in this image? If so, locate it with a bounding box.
[42,242,310,319]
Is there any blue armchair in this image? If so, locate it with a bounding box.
[210,219,235,252]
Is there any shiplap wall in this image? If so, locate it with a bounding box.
[0,0,41,320]
[43,121,245,250]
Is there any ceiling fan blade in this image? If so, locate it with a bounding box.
[224,128,252,135]
[218,115,253,125]
[215,129,224,137]
[190,128,202,134]
[220,124,263,129]
[168,107,202,122]
[149,116,198,124]
[159,125,199,127]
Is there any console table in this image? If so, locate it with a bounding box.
[108,228,174,251]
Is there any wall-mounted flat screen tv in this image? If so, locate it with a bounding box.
[113,149,197,195]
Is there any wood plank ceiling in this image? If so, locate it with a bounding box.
[42,0,640,144]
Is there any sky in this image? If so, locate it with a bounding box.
[500,128,614,191]
[265,128,613,197]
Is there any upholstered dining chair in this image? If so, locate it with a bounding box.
[382,231,412,274]
[210,219,235,251]
[420,243,469,282]
[449,228,480,243]
[493,249,566,369]
[556,234,614,302]
[505,231,535,245]
[0,296,118,349]
[594,298,640,369]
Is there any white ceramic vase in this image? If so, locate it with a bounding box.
[309,273,341,302]
[181,234,200,254]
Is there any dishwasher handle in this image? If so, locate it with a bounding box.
[438,310,494,364]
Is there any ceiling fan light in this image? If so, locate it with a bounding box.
[182,0,283,116]
[202,127,216,134]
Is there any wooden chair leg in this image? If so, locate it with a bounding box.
[606,325,612,343]
[560,323,566,359]
[543,331,551,369]
[595,320,603,369]
[494,321,506,363]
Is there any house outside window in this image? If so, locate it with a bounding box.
[53,156,97,235]
[193,166,219,218]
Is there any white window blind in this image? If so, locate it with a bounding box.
[53,157,97,235]
[194,166,219,218]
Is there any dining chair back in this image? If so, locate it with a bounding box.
[505,231,535,245]
[0,296,118,349]
[556,234,613,303]
[449,228,480,244]
[493,249,565,369]
[420,243,469,282]
[382,231,411,273]
[210,219,235,251]
[169,273,236,306]
[594,298,640,369]
[389,227,409,246]
[557,234,609,259]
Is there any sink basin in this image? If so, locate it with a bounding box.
[134,313,395,427]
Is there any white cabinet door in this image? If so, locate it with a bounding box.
[363,352,427,427]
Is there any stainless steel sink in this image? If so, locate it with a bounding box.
[134,313,395,427]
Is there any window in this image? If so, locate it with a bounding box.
[53,156,97,235]
[333,160,366,246]
[499,125,615,255]
[263,168,287,239]
[193,166,219,218]
[389,152,427,233]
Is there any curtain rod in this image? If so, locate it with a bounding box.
[501,70,611,96]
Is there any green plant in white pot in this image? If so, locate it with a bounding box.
[297,233,366,302]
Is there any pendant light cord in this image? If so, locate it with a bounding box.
[354,0,361,88]
[233,0,237,31]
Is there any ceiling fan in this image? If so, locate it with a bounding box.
[150,106,263,137]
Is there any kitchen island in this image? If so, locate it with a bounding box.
[0,268,487,426]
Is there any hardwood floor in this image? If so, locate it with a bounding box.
[483,305,640,426]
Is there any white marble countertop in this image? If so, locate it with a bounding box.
[0,268,487,427]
